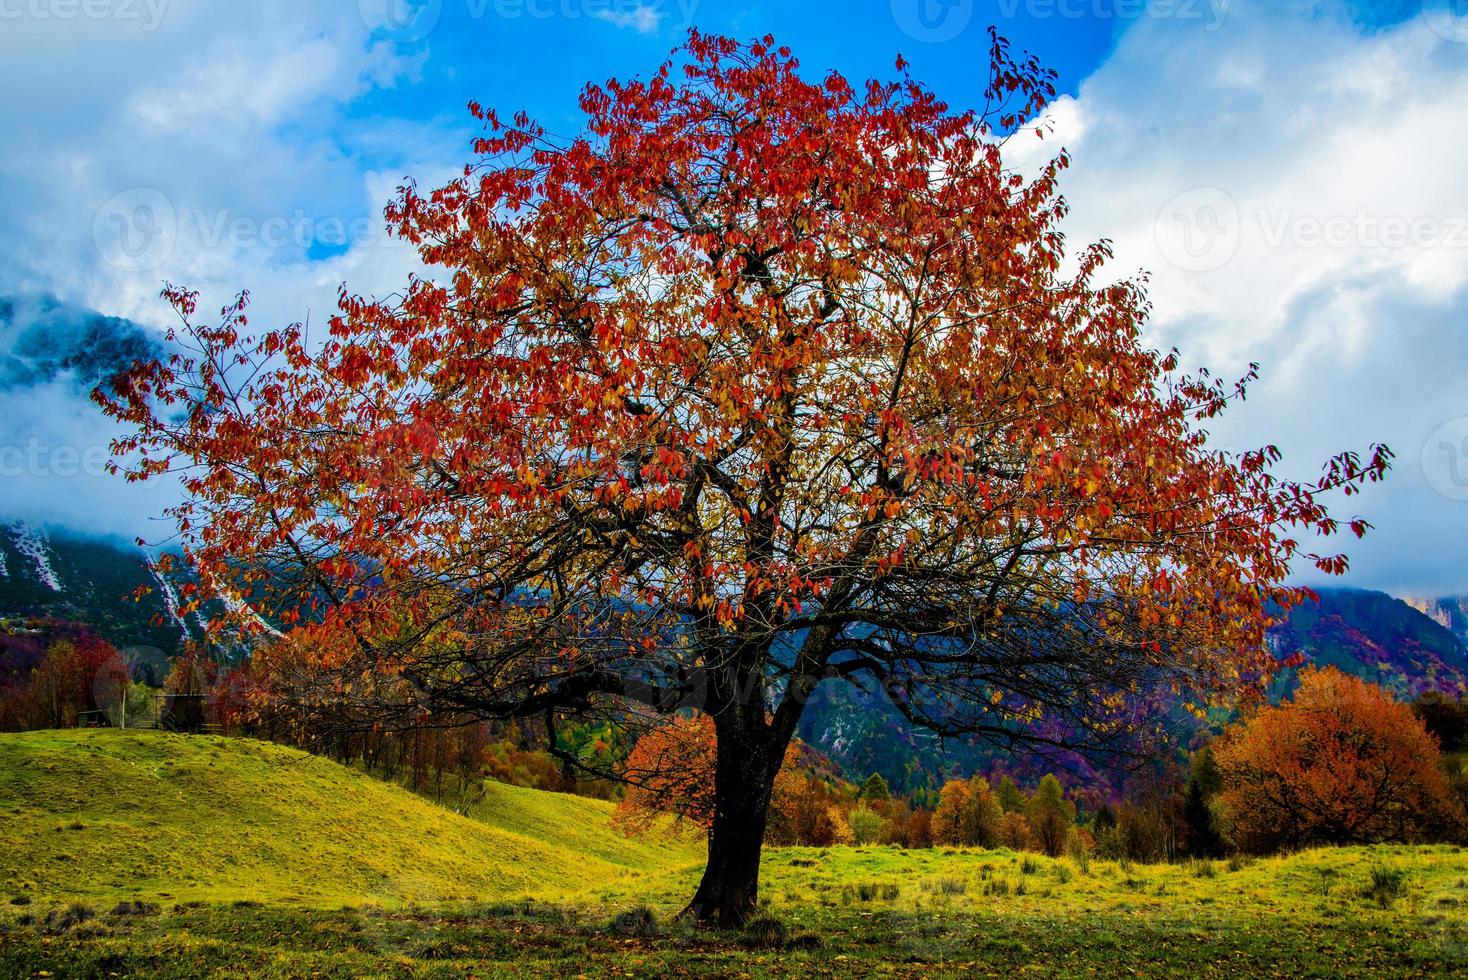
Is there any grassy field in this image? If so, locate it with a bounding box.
[2,731,1467,977]
[0,730,699,908]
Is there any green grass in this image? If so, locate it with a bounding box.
[3,731,1467,977]
[462,775,696,874]
[0,730,699,909]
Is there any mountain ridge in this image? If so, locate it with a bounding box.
[0,523,203,658]
[5,522,1466,794]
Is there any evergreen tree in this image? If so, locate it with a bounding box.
[997,775,1027,814]
[1191,746,1223,797]
[1182,776,1223,858]
[1026,774,1075,857]
[861,772,891,802]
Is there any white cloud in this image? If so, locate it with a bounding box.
[0,1,457,540]
[589,2,663,34]
[0,2,449,328]
[1016,0,1468,594]
[0,376,180,542]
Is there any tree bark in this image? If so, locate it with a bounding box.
[682,704,781,928]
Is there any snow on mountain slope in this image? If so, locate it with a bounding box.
[11,523,60,591]
[0,523,200,655]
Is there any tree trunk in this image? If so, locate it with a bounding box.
[682,706,780,928]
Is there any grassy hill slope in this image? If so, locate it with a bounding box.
[0,730,699,908]
[467,777,696,873]
[5,730,1468,976]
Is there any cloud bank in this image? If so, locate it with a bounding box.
[1009,0,1468,595]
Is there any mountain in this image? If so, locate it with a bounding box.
[0,523,202,660]
[801,588,1468,794]
[0,294,161,394]
[1269,588,1468,698]
[1403,595,1468,646]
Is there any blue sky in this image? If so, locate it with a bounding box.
[1,0,1466,596]
[354,0,1119,121]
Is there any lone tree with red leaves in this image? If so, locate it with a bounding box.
[98,32,1388,926]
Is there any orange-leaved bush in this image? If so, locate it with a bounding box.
[931,777,1003,847]
[1215,666,1462,851]
[614,712,808,840]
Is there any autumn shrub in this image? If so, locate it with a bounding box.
[822,805,855,846]
[1215,667,1464,852]
[848,805,885,846]
[614,713,813,840]
[902,808,934,849]
[931,777,1003,847]
[998,811,1031,851]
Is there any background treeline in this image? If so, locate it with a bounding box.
[3,621,1466,861]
